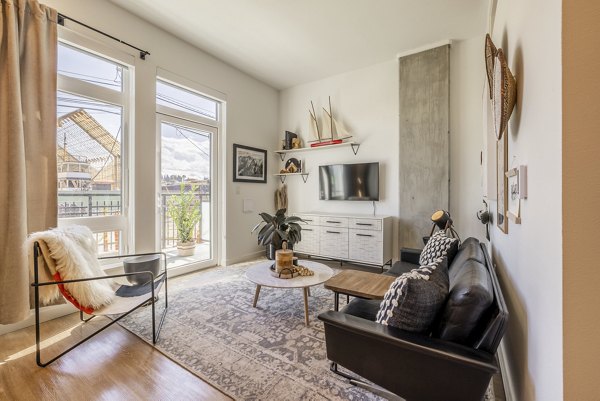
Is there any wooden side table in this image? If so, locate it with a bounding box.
[324,270,396,311]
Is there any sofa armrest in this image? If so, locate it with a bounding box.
[318,311,497,401]
[400,247,422,264]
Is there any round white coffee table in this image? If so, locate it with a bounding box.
[245,260,333,326]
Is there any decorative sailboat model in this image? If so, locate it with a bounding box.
[308,96,353,147]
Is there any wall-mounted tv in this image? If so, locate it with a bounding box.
[319,162,380,201]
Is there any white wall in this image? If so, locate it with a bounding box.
[449,37,488,240]
[279,60,400,258]
[44,0,279,264]
[485,0,563,400]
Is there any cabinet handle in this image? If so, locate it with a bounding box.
[356,233,373,237]
[326,220,341,224]
[326,231,341,234]
[304,219,313,222]
[303,228,313,231]
[356,223,373,226]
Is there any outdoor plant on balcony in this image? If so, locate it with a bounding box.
[167,184,201,255]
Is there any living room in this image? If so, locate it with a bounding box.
[0,0,597,400]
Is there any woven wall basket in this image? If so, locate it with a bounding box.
[492,49,517,140]
[485,34,497,100]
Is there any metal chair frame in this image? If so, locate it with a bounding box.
[31,241,168,367]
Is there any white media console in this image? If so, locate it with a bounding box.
[293,212,393,269]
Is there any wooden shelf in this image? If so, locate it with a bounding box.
[273,172,309,183]
[274,142,360,160]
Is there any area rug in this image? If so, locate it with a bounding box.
[119,261,496,401]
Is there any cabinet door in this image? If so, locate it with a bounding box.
[349,229,383,265]
[295,226,319,255]
[320,227,349,259]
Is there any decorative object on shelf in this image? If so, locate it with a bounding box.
[274,184,288,210]
[233,144,267,183]
[308,96,352,147]
[284,157,301,173]
[284,131,297,150]
[291,138,302,149]
[492,49,517,140]
[497,132,508,233]
[251,208,304,260]
[485,34,497,99]
[166,183,201,256]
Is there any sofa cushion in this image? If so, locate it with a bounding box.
[419,230,459,266]
[376,257,449,333]
[433,259,494,346]
[341,298,381,321]
[448,237,485,277]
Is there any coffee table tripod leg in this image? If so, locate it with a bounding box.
[303,287,310,326]
[253,284,261,307]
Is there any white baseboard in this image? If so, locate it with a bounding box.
[224,250,264,266]
[0,303,77,336]
[497,339,517,401]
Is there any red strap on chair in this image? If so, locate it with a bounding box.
[52,272,95,315]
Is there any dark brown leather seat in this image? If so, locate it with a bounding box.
[318,237,508,401]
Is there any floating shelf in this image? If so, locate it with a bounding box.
[273,172,309,183]
[274,142,360,161]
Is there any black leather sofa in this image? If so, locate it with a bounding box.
[318,237,508,401]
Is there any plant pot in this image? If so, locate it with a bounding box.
[177,241,196,257]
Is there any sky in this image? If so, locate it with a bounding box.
[57,43,213,183]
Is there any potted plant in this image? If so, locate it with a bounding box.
[167,183,202,256]
[251,208,304,260]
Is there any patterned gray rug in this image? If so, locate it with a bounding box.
[120,261,496,401]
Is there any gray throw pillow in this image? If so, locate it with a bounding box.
[376,257,449,333]
[419,230,459,266]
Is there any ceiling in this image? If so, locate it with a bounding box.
[111,0,487,89]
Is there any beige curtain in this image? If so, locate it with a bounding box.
[0,0,57,324]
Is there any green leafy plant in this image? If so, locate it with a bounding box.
[251,208,304,248]
[167,184,202,244]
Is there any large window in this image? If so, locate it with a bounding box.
[57,42,130,256]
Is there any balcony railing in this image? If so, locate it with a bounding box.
[57,191,210,252]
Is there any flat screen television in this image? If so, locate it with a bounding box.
[319,162,379,201]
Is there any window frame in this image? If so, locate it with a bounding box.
[56,33,135,256]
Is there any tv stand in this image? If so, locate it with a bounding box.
[293,212,393,271]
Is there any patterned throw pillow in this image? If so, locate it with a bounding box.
[376,257,449,333]
[419,230,459,266]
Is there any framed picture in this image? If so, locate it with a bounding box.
[496,133,508,233]
[233,144,267,183]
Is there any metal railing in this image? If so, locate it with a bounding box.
[57,190,211,251]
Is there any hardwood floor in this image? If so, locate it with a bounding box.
[0,313,231,401]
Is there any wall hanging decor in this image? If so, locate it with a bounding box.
[492,49,517,140]
[233,144,267,183]
[485,34,497,99]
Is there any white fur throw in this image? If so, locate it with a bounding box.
[27,225,115,309]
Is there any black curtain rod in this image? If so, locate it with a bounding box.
[57,13,150,60]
